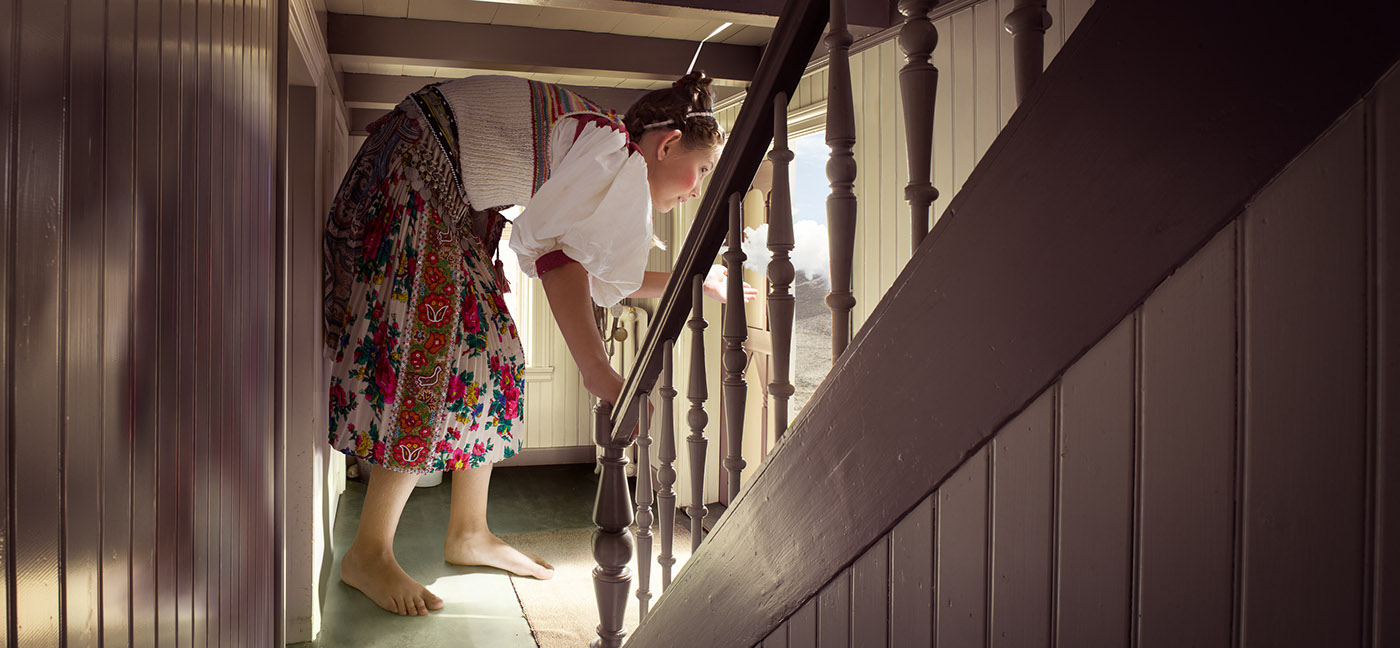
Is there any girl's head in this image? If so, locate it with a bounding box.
[625,71,725,213]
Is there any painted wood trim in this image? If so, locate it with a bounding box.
[624,3,1400,645]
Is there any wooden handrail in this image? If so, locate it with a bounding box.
[606,0,831,444]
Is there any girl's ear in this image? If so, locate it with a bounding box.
[656,128,684,160]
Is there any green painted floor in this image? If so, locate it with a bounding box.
[300,464,599,648]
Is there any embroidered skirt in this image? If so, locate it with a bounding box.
[323,89,525,474]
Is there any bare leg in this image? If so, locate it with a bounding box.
[340,466,445,616]
[443,463,555,579]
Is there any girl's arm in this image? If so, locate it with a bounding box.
[628,267,759,302]
[540,262,624,404]
[626,271,671,299]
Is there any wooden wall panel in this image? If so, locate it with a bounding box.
[11,0,66,643]
[852,536,890,648]
[0,0,11,636]
[1056,317,1134,647]
[788,596,818,648]
[1137,226,1236,648]
[817,570,850,648]
[65,0,109,644]
[762,624,790,648]
[1374,61,1400,648]
[990,391,1054,647]
[936,448,988,648]
[1240,106,1368,646]
[890,498,933,647]
[2,0,282,642]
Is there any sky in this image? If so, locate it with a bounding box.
[736,131,832,284]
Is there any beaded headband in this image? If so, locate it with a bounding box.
[642,110,718,131]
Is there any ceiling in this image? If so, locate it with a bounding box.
[326,0,895,132]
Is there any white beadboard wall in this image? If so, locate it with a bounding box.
[663,0,1096,506]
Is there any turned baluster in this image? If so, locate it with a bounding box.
[767,93,797,440]
[826,0,859,361]
[899,0,941,249]
[1005,0,1052,103]
[633,389,653,618]
[656,340,679,589]
[686,275,709,552]
[722,192,749,498]
[592,401,633,648]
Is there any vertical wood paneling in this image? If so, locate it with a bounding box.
[1137,226,1236,648]
[1056,317,1133,647]
[889,497,932,648]
[3,0,280,641]
[971,1,999,161]
[193,1,213,643]
[102,0,136,642]
[64,0,107,644]
[1375,62,1400,648]
[995,0,1017,125]
[1062,0,1093,36]
[0,0,12,640]
[852,536,890,648]
[931,13,953,226]
[948,9,975,198]
[841,0,1098,337]
[1042,0,1065,66]
[936,447,988,648]
[157,1,183,643]
[13,0,67,645]
[763,624,790,648]
[1241,107,1368,647]
[177,0,198,643]
[131,0,161,639]
[817,569,850,648]
[788,596,818,648]
[990,391,1054,647]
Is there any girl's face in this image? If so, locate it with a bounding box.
[640,129,721,213]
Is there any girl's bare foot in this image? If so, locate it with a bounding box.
[445,531,555,580]
[340,544,445,616]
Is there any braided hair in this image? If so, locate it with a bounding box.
[623,70,725,151]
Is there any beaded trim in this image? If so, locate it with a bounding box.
[642,110,720,131]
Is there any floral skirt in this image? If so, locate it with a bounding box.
[323,90,525,474]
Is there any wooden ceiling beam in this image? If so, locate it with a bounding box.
[328,13,761,84]
[342,73,653,113]
[468,0,897,29]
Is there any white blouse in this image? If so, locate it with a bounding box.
[509,116,653,308]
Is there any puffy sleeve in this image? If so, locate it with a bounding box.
[509,115,653,308]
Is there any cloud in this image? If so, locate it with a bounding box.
[724,222,830,285]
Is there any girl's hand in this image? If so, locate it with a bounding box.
[702,264,759,304]
[582,364,625,405]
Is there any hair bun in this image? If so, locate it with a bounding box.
[674,70,714,107]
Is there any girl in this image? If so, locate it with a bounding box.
[322,71,751,616]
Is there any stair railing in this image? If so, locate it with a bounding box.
[586,0,1061,642]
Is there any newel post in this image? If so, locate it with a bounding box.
[592,401,633,648]
[899,0,941,249]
